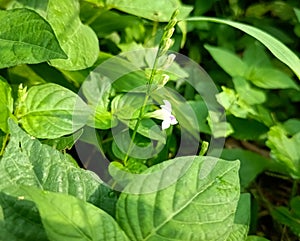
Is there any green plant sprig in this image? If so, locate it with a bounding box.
[123,10,179,166]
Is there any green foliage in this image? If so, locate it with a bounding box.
[117,156,243,240]
[0,0,300,240]
[16,83,91,139]
[10,0,99,70]
[272,196,300,237]
[0,8,66,69]
[1,186,129,241]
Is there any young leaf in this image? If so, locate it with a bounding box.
[10,0,98,70]
[82,72,117,129]
[0,8,66,69]
[232,76,266,105]
[0,192,49,241]
[266,125,300,178]
[0,77,13,133]
[105,0,193,22]
[204,45,248,77]
[2,185,129,241]
[0,120,117,216]
[186,17,300,80]
[18,83,91,139]
[117,156,241,241]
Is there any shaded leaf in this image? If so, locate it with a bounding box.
[0,192,49,241]
[2,186,129,241]
[0,120,117,216]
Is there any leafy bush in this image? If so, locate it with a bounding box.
[1,0,300,240]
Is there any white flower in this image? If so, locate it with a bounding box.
[160,100,178,130]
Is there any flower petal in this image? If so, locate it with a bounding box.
[162,119,171,130]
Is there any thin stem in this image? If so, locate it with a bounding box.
[0,133,9,157]
[122,10,178,166]
[123,48,161,166]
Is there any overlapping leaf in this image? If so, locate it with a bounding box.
[0,8,66,69]
[1,186,129,241]
[0,120,117,215]
[10,0,98,70]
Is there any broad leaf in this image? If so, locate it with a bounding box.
[0,120,117,216]
[105,0,193,22]
[11,0,99,70]
[0,8,66,69]
[186,17,300,80]
[247,67,299,90]
[221,148,269,189]
[226,194,251,241]
[0,192,49,241]
[2,186,129,241]
[117,156,241,241]
[205,45,248,77]
[0,77,13,133]
[17,83,90,139]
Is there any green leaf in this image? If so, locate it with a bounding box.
[283,119,300,135]
[0,8,66,69]
[11,0,98,70]
[0,192,49,241]
[111,93,145,120]
[243,43,272,68]
[226,194,250,241]
[232,76,266,105]
[246,236,270,241]
[247,67,299,90]
[266,125,300,178]
[82,72,117,129]
[2,185,129,241]
[204,45,248,77]
[186,17,300,80]
[0,120,117,216]
[221,148,269,189]
[271,196,300,237]
[0,77,13,133]
[216,87,256,119]
[227,115,268,141]
[18,83,90,139]
[117,156,241,241]
[41,130,83,151]
[105,0,193,22]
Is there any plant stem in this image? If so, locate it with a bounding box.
[123,48,161,166]
[123,10,178,166]
[0,133,9,157]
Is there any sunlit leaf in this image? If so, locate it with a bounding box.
[0,8,66,69]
